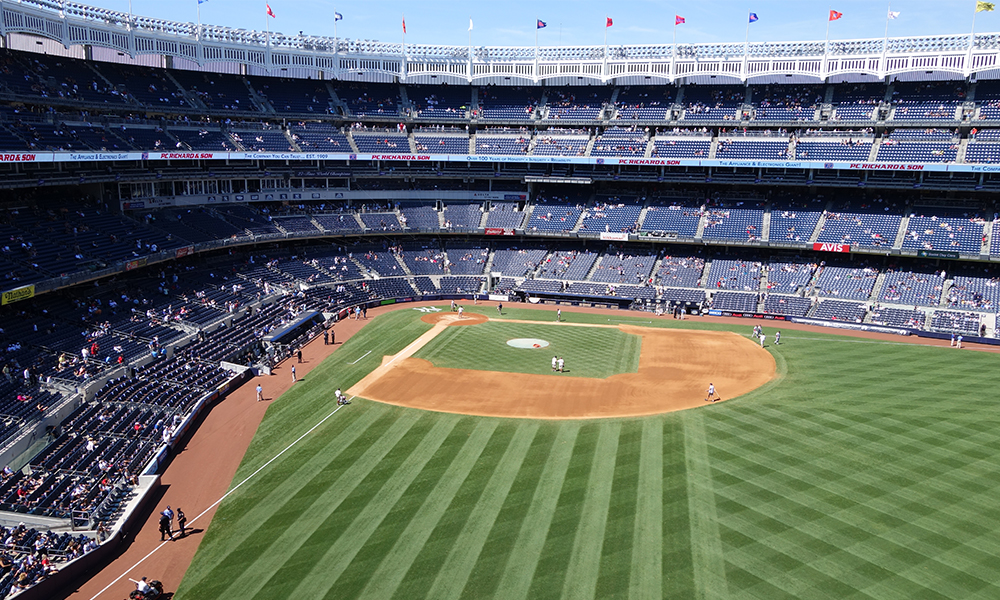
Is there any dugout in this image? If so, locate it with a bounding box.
[263,311,324,346]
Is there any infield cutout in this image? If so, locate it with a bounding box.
[506,338,550,349]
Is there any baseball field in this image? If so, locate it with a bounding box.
[172,305,1000,599]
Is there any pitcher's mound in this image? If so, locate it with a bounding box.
[421,312,488,326]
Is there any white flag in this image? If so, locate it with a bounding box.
[469,18,473,31]
[888,10,900,19]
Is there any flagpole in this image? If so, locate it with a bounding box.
[333,8,338,43]
[823,8,833,79]
[197,1,202,42]
[535,18,539,82]
[825,7,832,49]
[603,15,609,71]
[401,14,406,82]
[882,3,891,78]
[672,19,677,83]
[743,10,751,81]
[971,1,979,50]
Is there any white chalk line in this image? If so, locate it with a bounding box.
[743,334,937,347]
[90,397,354,600]
[349,350,372,364]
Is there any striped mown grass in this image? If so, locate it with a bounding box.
[176,308,1000,600]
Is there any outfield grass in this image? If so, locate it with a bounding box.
[414,320,641,378]
[176,307,1000,599]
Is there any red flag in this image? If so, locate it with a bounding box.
[266,3,275,18]
[675,15,685,25]
[402,15,406,34]
[606,17,613,27]
[829,10,842,21]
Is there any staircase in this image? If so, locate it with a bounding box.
[981,220,992,255]
[867,138,881,162]
[644,138,654,158]
[469,131,476,154]
[395,254,413,276]
[326,82,348,116]
[761,211,771,242]
[695,214,708,239]
[809,212,827,243]
[243,79,274,113]
[957,136,971,164]
[285,129,302,152]
[869,272,888,303]
[398,85,411,114]
[162,71,206,109]
[636,206,651,231]
[698,260,714,287]
[584,255,604,281]
[939,279,953,307]
[346,130,360,153]
[892,215,911,250]
[482,247,496,274]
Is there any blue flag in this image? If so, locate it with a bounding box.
[198,0,208,4]
[748,12,758,22]
[334,12,343,21]
[537,20,547,29]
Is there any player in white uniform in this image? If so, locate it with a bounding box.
[458,305,464,319]
[706,383,717,402]
[760,333,766,348]
[556,308,562,322]
[774,331,781,345]
[552,356,558,372]
[557,357,564,372]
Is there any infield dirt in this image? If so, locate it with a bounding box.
[351,315,776,419]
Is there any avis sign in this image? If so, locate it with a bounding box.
[812,242,850,253]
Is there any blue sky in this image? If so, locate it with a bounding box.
[95,1,997,47]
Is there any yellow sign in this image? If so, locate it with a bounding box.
[1,284,35,306]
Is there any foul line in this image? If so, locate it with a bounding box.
[744,334,942,348]
[350,350,372,364]
[89,397,354,600]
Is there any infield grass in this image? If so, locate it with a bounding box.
[414,320,641,378]
[176,306,1000,600]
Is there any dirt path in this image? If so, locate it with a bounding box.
[66,300,993,599]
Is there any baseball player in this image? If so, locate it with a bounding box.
[557,357,564,373]
[552,356,558,372]
[256,383,263,402]
[458,306,464,319]
[957,334,963,349]
[556,308,562,322]
[706,383,717,402]
[774,331,781,345]
[759,333,766,348]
